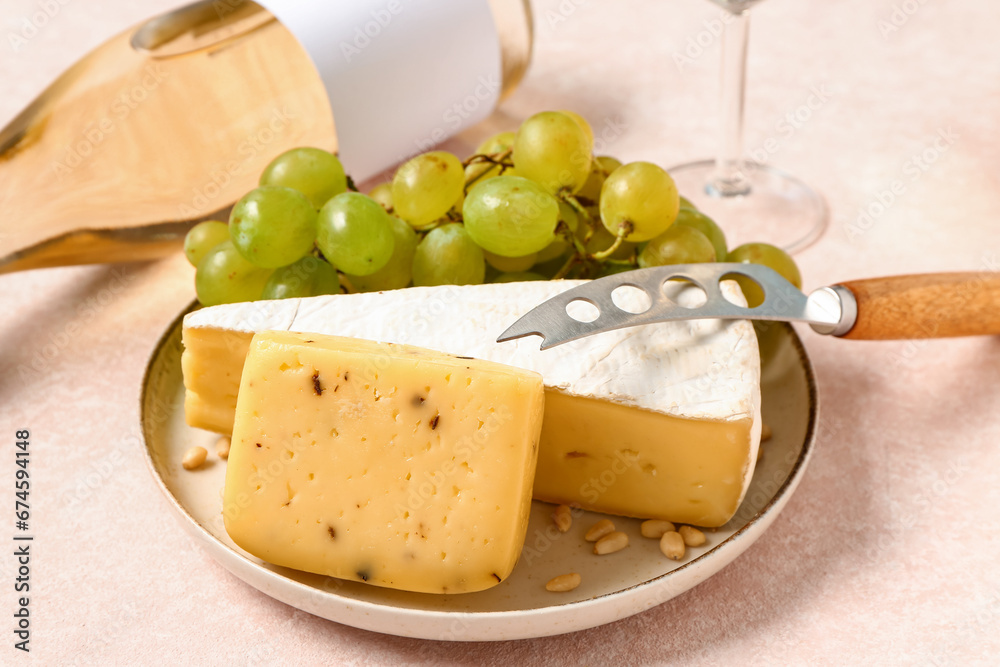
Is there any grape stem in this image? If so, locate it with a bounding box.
[552,195,640,277]
[463,149,514,190]
[589,222,632,261]
[462,148,513,169]
[560,194,597,245]
[554,220,586,258]
[552,253,579,280]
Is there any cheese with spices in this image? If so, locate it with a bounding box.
[222,331,544,593]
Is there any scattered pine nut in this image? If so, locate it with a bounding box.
[761,423,773,441]
[216,436,231,460]
[640,519,676,539]
[659,531,685,560]
[594,531,629,555]
[545,573,582,592]
[678,525,706,547]
[584,519,615,542]
[182,446,208,470]
[552,504,572,533]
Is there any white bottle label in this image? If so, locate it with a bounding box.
[257,0,503,182]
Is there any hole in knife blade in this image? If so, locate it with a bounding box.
[610,285,651,314]
[566,299,600,323]
[720,272,763,308]
[662,278,707,309]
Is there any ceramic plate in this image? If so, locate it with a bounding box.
[140,307,817,641]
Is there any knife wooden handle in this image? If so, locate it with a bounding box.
[837,272,1000,339]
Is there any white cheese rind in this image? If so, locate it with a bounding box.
[184,281,760,424]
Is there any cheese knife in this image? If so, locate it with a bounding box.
[496,263,1000,349]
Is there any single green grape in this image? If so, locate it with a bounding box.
[559,110,594,154]
[752,320,785,367]
[465,131,516,183]
[195,240,272,306]
[532,201,580,263]
[584,224,637,260]
[679,195,696,210]
[599,156,624,173]
[538,219,571,259]
[391,151,465,227]
[412,223,485,286]
[483,249,537,272]
[317,192,395,276]
[576,155,623,204]
[463,175,560,257]
[261,256,340,300]
[369,183,394,212]
[727,242,802,307]
[535,238,570,263]
[557,200,580,234]
[673,208,727,262]
[493,271,545,283]
[259,147,347,209]
[229,186,317,268]
[477,131,516,155]
[599,161,680,242]
[513,111,592,194]
[638,225,716,268]
[346,216,418,292]
[184,220,229,267]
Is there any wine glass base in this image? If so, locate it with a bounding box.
[667,160,828,254]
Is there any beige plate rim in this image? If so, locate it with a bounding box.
[139,302,819,641]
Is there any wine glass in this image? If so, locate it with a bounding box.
[668,0,827,254]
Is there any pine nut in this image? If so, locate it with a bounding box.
[594,531,628,555]
[182,446,208,470]
[584,519,615,542]
[659,531,685,560]
[545,573,582,592]
[678,525,706,547]
[761,423,773,441]
[216,436,231,460]
[552,504,572,533]
[640,519,676,539]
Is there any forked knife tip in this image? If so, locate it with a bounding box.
[495,330,540,345]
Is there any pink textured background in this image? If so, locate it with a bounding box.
[2,0,999,664]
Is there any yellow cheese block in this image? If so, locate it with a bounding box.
[222,331,545,594]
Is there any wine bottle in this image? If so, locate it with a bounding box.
[0,0,533,274]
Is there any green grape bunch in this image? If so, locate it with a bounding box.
[183,114,800,311]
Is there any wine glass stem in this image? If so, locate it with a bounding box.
[710,9,751,197]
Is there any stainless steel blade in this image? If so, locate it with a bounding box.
[496,263,854,349]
